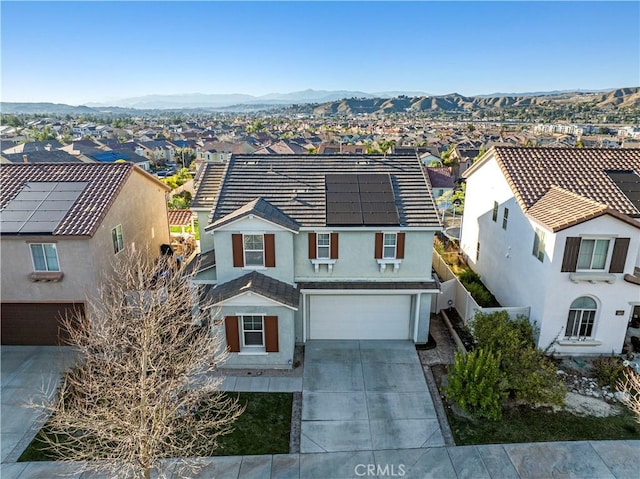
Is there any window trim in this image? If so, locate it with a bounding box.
[112,224,124,255]
[316,232,331,260]
[29,243,60,272]
[382,232,397,259]
[243,233,265,268]
[576,237,611,271]
[240,315,265,349]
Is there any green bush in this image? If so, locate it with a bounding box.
[458,269,481,284]
[469,311,566,406]
[447,349,504,420]
[592,356,627,390]
[465,283,494,307]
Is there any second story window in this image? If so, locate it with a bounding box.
[532,228,545,262]
[577,239,610,270]
[243,234,264,267]
[383,233,397,259]
[492,201,498,222]
[502,208,509,230]
[317,233,331,259]
[30,243,60,272]
[112,225,124,254]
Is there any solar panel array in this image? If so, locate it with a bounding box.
[606,170,640,212]
[325,174,400,226]
[0,182,88,234]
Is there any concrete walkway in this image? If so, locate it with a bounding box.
[3,440,638,478]
[301,341,444,453]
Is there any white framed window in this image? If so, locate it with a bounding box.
[317,233,330,259]
[30,243,60,272]
[492,201,498,222]
[383,233,397,259]
[243,234,264,267]
[112,224,124,254]
[241,315,264,348]
[565,297,597,339]
[502,207,509,230]
[577,238,610,270]
[532,228,545,263]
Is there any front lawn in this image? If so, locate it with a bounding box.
[19,392,292,461]
[448,404,640,445]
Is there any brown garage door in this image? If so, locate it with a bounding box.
[1,303,85,345]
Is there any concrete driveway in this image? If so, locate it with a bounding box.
[301,340,444,453]
[1,346,75,463]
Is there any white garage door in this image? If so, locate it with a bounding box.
[309,295,411,340]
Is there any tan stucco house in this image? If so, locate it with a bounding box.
[0,162,171,345]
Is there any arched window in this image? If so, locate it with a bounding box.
[565,297,597,339]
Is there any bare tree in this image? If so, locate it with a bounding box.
[619,369,640,424]
[37,250,243,479]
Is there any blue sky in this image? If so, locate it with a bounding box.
[1,1,638,105]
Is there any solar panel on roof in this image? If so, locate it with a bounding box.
[606,170,640,212]
[0,181,88,234]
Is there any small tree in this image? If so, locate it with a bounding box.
[37,250,243,478]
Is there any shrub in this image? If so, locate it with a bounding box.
[593,356,628,390]
[471,311,535,351]
[458,269,481,284]
[465,282,494,307]
[447,349,504,420]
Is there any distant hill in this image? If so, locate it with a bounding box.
[1,102,98,115]
[310,87,640,115]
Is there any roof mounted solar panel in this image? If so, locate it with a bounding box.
[606,170,640,212]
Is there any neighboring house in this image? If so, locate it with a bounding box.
[0,162,171,345]
[425,167,455,202]
[2,141,63,155]
[136,140,176,162]
[460,147,640,355]
[1,150,83,164]
[191,154,441,369]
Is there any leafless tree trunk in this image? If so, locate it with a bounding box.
[619,369,640,424]
[36,249,243,478]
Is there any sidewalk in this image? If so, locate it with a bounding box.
[3,440,638,478]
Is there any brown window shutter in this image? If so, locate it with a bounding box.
[224,316,240,352]
[308,233,317,259]
[396,233,406,259]
[374,232,383,259]
[264,234,276,267]
[609,237,630,273]
[561,237,581,272]
[232,234,244,267]
[330,233,339,259]
[264,316,279,352]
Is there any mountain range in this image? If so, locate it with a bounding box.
[1,87,638,116]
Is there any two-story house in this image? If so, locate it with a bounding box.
[0,162,171,345]
[460,147,640,355]
[191,154,442,368]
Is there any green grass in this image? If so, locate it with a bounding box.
[18,392,292,461]
[447,405,640,445]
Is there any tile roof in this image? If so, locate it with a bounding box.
[426,167,455,188]
[2,150,83,163]
[297,280,438,290]
[185,249,216,275]
[204,271,299,309]
[488,147,640,217]
[525,186,632,232]
[191,162,229,209]
[167,209,194,226]
[207,198,300,232]
[208,154,440,228]
[1,162,136,236]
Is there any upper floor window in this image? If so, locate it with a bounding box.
[532,228,545,262]
[383,233,397,259]
[241,315,264,348]
[577,239,609,270]
[565,296,597,339]
[243,234,264,267]
[30,243,60,272]
[317,233,331,259]
[502,208,509,230]
[112,225,124,255]
[492,201,498,222]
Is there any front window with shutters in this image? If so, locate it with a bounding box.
[317,233,330,259]
[241,315,264,348]
[30,243,60,272]
[565,297,597,339]
[243,234,264,267]
[383,233,397,259]
[577,239,610,270]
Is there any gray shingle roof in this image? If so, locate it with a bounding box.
[191,162,228,209]
[3,150,83,163]
[204,271,299,309]
[0,162,150,236]
[297,280,438,290]
[209,154,440,228]
[207,197,299,232]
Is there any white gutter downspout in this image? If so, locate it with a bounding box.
[413,293,421,343]
[302,292,307,342]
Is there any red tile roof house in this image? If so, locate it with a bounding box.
[0,163,171,345]
[190,154,442,368]
[459,147,640,355]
